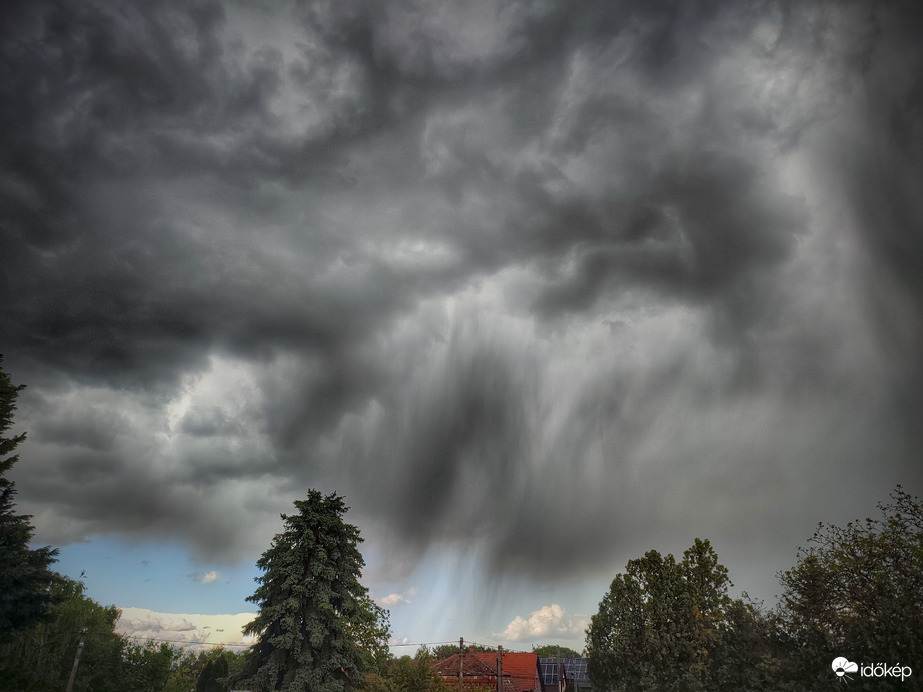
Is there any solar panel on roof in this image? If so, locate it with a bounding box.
[562,659,589,683]
[538,660,558,685]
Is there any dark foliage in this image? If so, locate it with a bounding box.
[237,490,391,691]
[0,358,60,642]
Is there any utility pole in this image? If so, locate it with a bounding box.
[459,637,464,690]
[65,627,87,692]
[556,645,562,692]
[497,645,503,692]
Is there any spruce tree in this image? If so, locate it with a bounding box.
[0,358,59,642]
[238,490,390,691]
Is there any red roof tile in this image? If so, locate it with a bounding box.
[431,652,520,692]
[432,652,497,678]
[474,652,539,692]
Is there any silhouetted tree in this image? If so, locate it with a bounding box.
[774,486,923,688]
[0,358,59,642]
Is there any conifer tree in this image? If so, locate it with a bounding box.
[0,357,59,642]
[237,490,390,691]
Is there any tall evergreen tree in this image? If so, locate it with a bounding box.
[237,490,391,692]
[0,357,59,642]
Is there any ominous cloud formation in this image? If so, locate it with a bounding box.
[2,0,922,610]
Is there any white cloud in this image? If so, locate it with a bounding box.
[117,608,257,650]
[377,593,407,606]
[501,604,586,642]
[187,569,220,584]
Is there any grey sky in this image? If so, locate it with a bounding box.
[2,0,921,632]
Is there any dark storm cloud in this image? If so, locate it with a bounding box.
[180,406,243,438]
[0,0,392,389]
[826,3,923,454]
[1,0,248,388]
[523,156,804,329]
[2,0,922,593]
[32,402,125,451]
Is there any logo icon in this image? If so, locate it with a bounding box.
[832,657,858,682]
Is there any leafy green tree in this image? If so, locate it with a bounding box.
[774,486,923,688]
[530,645,582,659]
[708,596,784,690]
[197,652,229,692]
[427,643,492,660]
[360,672,397,692]
[122,639,179,692]
[236,490,391,691]
[163,648,200,692]
[389,649,448,692]
[586,538,767,691]
[0,575,124,691]
[361,648,454,692]
[165,647,246,692]
[0,359,60,642]
[347,598,392,677]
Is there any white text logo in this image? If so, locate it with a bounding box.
[832,657,912,683]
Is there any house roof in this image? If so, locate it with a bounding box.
[474,652,540,692]
[431,651,522,692]
[431,652,498,679]
[538,658,591,691]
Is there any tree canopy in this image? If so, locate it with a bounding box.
[585,489,923,689]
[197,653,230,692]
[586,538,767,691]
[392,649,448,692]
[774,485,923,687]
[0,358,60,642]
[0,574,137,691]
[531,644,582,659]
[426,643,493,660]
[237,490,391,692]
[164,647,246,692]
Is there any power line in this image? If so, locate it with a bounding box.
[387,640,532,654]
[69,631,535,654]
[120,634,253,649]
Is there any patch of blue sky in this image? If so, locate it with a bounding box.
[51,536,260,615]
